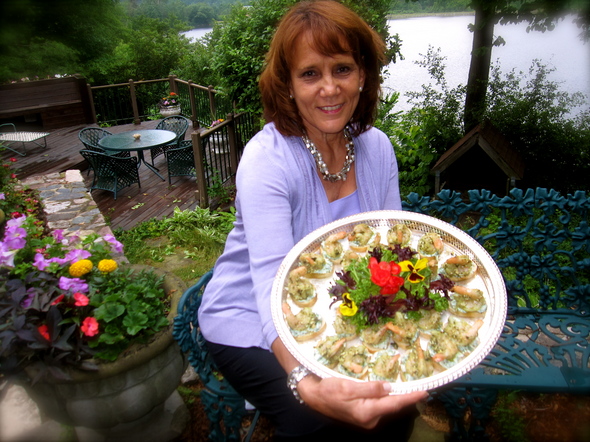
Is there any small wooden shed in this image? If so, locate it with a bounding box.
[431,121,525,195]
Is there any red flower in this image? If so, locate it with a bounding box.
[73,292,89,307]
[368,257,404,295]
[80,317,99,337]
[51,294,65,305]
[10,173,16,179]
[38,324,50,341]
[9,158,17,162]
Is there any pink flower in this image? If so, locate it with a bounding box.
[81,317,99,337]
[73,292,89,307]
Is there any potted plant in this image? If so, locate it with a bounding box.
[158,91,181,116]
[0,212,188,440]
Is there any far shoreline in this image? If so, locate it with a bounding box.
[387,11,475,20]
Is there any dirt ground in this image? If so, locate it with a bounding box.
[177,379,590,442]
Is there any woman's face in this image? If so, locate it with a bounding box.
[289,32,365,141]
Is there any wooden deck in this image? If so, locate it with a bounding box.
[1,120,202,231]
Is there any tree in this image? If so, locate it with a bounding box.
[0,0,125,82]
[463,0,589,131]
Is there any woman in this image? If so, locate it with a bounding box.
[198,1,426,439]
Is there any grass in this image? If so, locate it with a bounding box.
[114,206,236,286]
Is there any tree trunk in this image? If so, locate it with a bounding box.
[463,1,496,133]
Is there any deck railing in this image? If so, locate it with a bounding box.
[191,111,255,207]
[87,75,234,128]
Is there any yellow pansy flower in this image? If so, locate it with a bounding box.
[339,293,358,316]
[399,258,429,283]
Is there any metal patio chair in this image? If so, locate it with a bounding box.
[79,149,140,200]
[150,116,190,166]
[165,139,199,184]
[79,128,130,175]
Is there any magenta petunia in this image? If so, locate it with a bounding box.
[63,249,92,264]
[52,229,65,243]
[59,277,89,293]
[0,242,17,267]
[103,234,123,254]
[33,253,51,271]
[3,225,27,250]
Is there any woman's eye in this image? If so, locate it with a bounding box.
[336,66,352,75]
[301,70,316,78]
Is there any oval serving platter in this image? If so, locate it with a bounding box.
[271,210,507,394]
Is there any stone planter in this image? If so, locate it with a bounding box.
[160,105,181,117]
[22,266,189,442]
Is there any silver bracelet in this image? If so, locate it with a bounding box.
[287,365,312,405]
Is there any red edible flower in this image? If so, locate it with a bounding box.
[368,257,404,295]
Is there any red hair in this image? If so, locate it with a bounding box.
[259,0,386,137]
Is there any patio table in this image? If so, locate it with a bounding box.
[0,123,49,156]
[98,129,176,180]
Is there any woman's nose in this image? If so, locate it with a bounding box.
[320,75,339,96]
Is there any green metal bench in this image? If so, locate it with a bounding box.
[173,271,260,442]
[403,187,590,441]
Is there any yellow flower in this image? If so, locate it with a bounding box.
[69,259,93,277]
[339,293,358,316]
[399,258,429,283]
[97,259,118,273]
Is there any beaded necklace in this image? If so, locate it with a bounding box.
[302,127,355,183]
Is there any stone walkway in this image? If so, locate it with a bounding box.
[21,170,112,238]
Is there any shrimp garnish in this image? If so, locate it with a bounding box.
[282,303,325,341]
[443,317,484,347]
[442,254,477,281]
[315,336,347,368]
[372,352,400,380]
[287,266,316,307]
[321,231,347,263]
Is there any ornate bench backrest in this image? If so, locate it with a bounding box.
[403,188,590,317]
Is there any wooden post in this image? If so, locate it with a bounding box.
[129,79,140,125]
[227,113,239,176]
[207,85,216,123]
[87,83,97,124]
[192,131,209,208]
[188,81,199,129]
[169,75,178,94]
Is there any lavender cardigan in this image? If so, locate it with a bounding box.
[198,122,401,350]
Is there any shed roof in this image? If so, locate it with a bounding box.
[431,121,525,180]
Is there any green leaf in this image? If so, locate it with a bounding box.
[93,303,125,323]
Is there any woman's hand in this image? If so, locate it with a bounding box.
[272,337,427,429]
[297,374,426,429]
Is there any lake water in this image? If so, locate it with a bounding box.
[183,14,589,115]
